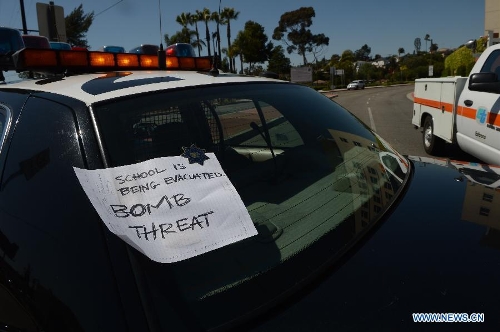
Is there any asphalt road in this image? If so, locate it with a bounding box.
[330,85,482,163]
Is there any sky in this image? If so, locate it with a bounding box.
[0,0,486,67]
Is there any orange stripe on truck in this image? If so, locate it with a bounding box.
[414,97,453,113]
[488,112,500,126]
[458,106,500,126]
[458,106,476,119]
[418,97,500,127]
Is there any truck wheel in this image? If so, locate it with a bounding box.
[423,116,444,155]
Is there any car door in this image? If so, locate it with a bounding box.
[0,94,142,331]
[457,48,500,165]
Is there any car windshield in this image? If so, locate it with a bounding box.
[93,82,410,330]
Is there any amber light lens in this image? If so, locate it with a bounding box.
[140,55,158,68]
[15,49,213,72]
[117,54,139,67]
[90,52,115,67]
[166,57,179,69]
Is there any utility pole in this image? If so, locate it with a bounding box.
[19,0,28,34]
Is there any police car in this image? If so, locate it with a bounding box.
[0,48,499,331]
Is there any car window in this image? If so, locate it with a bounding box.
[93,82,410,330]
[480,49,500,77]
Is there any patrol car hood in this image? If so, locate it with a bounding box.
[252,156,500,331]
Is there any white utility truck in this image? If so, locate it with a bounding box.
[412,42,500,166]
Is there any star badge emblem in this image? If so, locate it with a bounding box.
[181,144,210,165]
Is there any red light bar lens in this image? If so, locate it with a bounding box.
[21,49,57,67]
[59,50,88,66]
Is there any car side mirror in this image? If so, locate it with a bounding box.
[468,72,500,93]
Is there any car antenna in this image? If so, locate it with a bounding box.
[157,0,166,70]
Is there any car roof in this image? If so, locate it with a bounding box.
[1,70,283,105]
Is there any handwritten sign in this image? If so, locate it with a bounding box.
[73,153,257,263]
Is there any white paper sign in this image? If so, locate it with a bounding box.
[73,153,257,263]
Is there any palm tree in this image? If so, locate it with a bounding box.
[191,35,206,55]
[193,10,204,56]
[221,7,239,73]
[201,8,212,57]
[212,31,218,57]
[173,12,198,48]
[211,11,222,59]
[175,12,191,30]
[231,36,244,74]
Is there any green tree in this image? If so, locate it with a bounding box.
[338,50,355,83]
[354,44,371,61]
[398,47,405,58]
[267,45,291,78]
[169,12,200,46]
[200,8,212,57]
[65,4,94,47]
[220,7,240,73]
[229,42,243,74]
[211,11,222,58]
[176,12,191,29]
[233,21,270,74]
[193,10,204,56]
[430,42,438,53]
[272,7,329,65]
[444,47,475,76]
[358,62,375,81]
[164,27,198,45]
[424,34,430,52]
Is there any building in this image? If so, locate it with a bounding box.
[485,0,500,36]
[485,0,500,46]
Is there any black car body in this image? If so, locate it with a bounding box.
[0,48,498,331]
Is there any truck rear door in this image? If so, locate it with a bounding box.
[457,48,500,166]
[413,78,462,142]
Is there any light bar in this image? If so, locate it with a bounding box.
[12,48,213,73]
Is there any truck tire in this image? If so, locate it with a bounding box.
[423,116,444,155]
